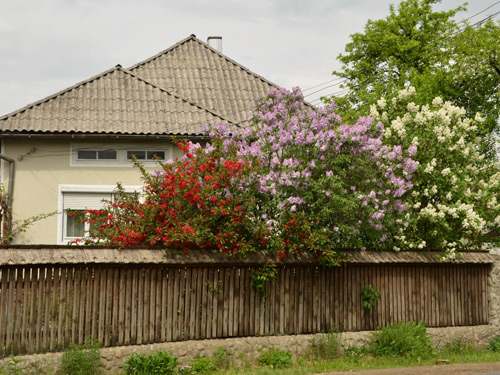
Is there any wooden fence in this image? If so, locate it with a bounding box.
[0,248,494,356]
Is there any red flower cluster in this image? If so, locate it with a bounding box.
[83,138,270,256]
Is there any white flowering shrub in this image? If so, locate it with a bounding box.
[372,87,500,258]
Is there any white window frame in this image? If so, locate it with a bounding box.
[57,184,142,244]
[69,143,173,167]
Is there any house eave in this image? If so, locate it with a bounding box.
[0,132,211,141]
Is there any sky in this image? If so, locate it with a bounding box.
[0,0,498,115]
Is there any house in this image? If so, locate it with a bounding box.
[0,35,279,244]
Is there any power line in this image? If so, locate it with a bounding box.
[469,9,500,28]
[303,80,346,98]
[449,10,500,39]
[310,89,350,101]
[458,1,500,24]
[301,77,345,92]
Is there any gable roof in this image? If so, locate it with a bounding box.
[0,66,236,136]
[0,35,280,137]
[128,35,278,124]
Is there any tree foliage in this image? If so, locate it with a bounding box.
[331,0,500,152]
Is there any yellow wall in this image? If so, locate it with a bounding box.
[1,137,184,244]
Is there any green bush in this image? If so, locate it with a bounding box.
[488,336,500,352]
[308,330,342,360]
[257,347,292,369]
[124,350,178,375]
[189,357,216,374]
[368,321,434,358]
[60,338,101,375]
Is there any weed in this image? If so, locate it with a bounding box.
[178,365,194,374]
[343,345,368,359]
[0,356,23,375]
[178,357,215,374]
[360,284,381,309]
[308,331,342,360]
[257,347,292,369]
[60,338,101,375]
[250,264,277,297]
[236,352,251,370]
[367,321,434,358]
[488,335,500,352]
[214,347,230,370]
[206,280,222,295]
[192,357,216,374]
[443,336,476,354]
[23,359,54,375]
[124,350,178,375]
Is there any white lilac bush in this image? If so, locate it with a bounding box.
[371,87,500,258]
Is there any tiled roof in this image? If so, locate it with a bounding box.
[0,34,279,136]
[128,35,279,124]
[0,66,236,136]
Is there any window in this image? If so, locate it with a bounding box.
[58,185,142,244]
[61,191,113,242]
[66,210,85,238]
[77,149,117,160]
[126,150,166,160]
[70,143,172,167]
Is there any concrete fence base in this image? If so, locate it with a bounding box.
[2,324,497,374]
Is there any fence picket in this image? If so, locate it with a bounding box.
[112,268,120,347]
[21,267,30,354]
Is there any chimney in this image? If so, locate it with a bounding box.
[207,36,222,53]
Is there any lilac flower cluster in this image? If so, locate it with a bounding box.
[205,87,418,252]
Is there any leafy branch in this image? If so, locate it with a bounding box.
[361,284,381,310]
[250,263,278,297]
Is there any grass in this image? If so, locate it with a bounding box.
[214,347,500,375]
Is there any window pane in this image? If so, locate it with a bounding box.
[66,211,85,238]
[98,150,117,160]
[127,151,146,160]
[147,151,165,160]
[77,150,97,159]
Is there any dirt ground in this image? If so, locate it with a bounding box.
[319,362,500,375]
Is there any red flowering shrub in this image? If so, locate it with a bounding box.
[81,138,269,255]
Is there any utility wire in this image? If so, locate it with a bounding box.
[469,10,500,27]
[458,1,500,24]
[448,10,500,39]
[303,80,346,98]
[301,77,345,92]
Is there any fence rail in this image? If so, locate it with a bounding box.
[0,261,490,356]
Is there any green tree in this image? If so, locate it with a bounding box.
[331,0,500,153]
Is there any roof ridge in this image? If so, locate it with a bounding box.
[0,65,123,121]
[195,38,282,92]
[127,34,198,71]
[127,34,281,91]
[122,68,239,127]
